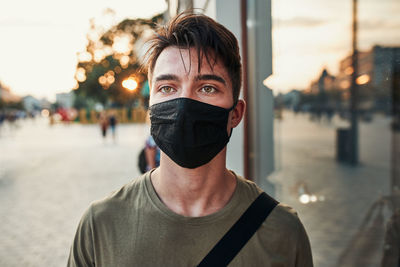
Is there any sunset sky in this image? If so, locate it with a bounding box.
[0,0,399,101]
[0,0,167,101]
[269,0,400,93]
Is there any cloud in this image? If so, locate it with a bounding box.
[273,17,329,28]
[359,18,400,31]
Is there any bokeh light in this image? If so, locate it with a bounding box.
[356,74,370,85]
[299,194,311,204]
[113,35,132,54]
[75,67,87,82]
[41,109,50,117]
[120,55,130,68]
[98,76,107,85]
[77,52,92,62]
[122,78,138,91]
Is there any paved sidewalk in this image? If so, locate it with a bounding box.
[0,118,148,266]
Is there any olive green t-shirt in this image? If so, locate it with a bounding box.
[68,171,313,267]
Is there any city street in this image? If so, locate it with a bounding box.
[0,112,394,266]
[0,118,148,266]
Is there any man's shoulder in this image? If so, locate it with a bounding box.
[235,174,263,198]
[235,173,303,233]
[89,173,148,218]
[270,203,302,229]
[255,200,307,248]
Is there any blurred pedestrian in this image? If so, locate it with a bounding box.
[145,135,160,171]
[68,12,313,267]
[98,111,108,140]
[0,111,4,136]
[6,111,18,133]
[143,111,160,172]
[108,112,117,141]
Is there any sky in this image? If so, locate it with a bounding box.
[0,0,399,101]
[269,0,400,93]
[0,0,167,102]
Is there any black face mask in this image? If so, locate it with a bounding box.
[149,98,235,169]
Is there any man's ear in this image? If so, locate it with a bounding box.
[230,99,246,128]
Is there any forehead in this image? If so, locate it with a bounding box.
[151,46,231,85]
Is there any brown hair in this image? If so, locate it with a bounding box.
[144,12,242,103]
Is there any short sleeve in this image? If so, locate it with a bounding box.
[67,206,95,267]
[295,220,314,267]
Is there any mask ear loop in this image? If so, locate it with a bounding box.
[228,100,238,111]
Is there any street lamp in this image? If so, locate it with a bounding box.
[122,78,138,91]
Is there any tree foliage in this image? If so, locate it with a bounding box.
[73,12,164,108]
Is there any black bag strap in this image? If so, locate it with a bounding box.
[197,192,278,267]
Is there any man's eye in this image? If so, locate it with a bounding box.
[160,86,174,93]
[201,86,216,94]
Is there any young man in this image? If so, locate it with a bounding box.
[68,12,313,267]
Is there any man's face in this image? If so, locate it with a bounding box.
[149,46,234,110]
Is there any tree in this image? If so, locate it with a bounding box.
[73,11,164,108]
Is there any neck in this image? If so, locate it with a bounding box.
[151,149,237,217]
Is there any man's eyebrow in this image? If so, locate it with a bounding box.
[154,74,180,83]
[195,74,226,85]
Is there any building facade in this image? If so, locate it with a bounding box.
[336,45,400,113]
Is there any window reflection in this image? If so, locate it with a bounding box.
[272,0,400,265]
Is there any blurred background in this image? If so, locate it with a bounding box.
[0,0,399,266]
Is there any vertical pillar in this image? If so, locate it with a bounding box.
[349,0,359,165]
[245,0,275,195]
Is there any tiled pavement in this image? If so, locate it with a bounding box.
[0,112,394,266]
[0,119,147,266]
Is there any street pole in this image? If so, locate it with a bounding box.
[350,0,359,165]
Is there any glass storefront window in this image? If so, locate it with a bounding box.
[271,0,400,265]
